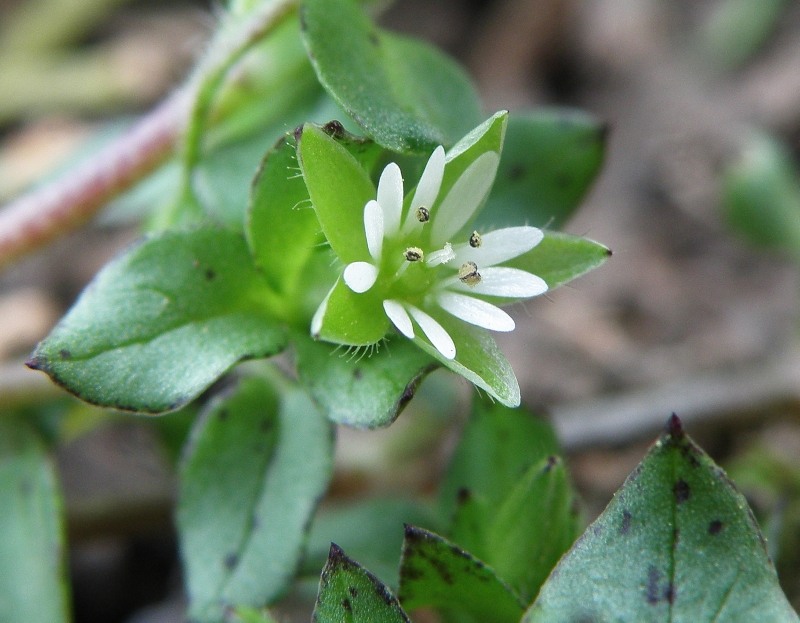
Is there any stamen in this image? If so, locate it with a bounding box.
[458,261,481,286]
[404,247,424,262]
[469,231,482,248]
[416,206,430,222]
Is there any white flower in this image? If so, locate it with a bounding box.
[319,146,547,360]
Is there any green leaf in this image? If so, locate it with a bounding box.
[398,525,525,623]
[304,498,440,586]
[509,230,611,291]
[300,0,482,153]
[29,228,286,413]
[0,418,69,623]
[440,402,577,602]
[313,544,411,623]
[524,415,799,623]
[298,123,376,263]
[179,376,333,621]
[414,313,520,407]
[294,333,435,428]
[231,606,280,623]
[721,134,800,257]
[486,456,580,603]
[478,109,607,230]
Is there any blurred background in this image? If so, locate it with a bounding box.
[1,0,800,620]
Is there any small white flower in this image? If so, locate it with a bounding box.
[327,146,547,360]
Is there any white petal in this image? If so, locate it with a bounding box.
[377,162,403,236]
[407,305,456,360]
[343,262,378,293]
[364,200,384,260]
[310,284,335,337]
[383,300,414,338]
[436,291,515,332]
[449,267,548,298]
[451,226,544,267]
[430,151,500,247]
[411,146,445,211]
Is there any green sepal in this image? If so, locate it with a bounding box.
[298,123,376,264]
[312,278,389,346]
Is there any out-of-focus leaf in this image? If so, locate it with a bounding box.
[29,228,285,413]
[478,109,606,230]
[313,544,410,622]
[0,418,69,623]
[721,134,800,257]
[300,0,482,153]
[524,415,799,622]
[178,377,333,621]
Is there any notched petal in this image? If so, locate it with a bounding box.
[377,162,403,236]
[408,305,456,359]
[453,267,548,298]
[452,226,544,267]
[364,200,384,260]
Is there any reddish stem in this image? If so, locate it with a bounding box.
[0,88,190,269]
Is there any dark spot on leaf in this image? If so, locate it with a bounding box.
[218,409,229,421]
[544,455,559,471]
[507,163,525,181]
[341,597,352,612]
[59,349,71,360]
[349,586,358,598]
[224,553,238,570]
[260,418,272,432]
[673,479,690,504]
[204,268,216,281]
[456,487,471,504]
[646,566,661,604]
[352,368,363,380]
[554,171,572,189]
[621,510,632,535]
[665,583,676,604]
[401,564,423,581]
[323,120,346,138]
[709,520,723,535]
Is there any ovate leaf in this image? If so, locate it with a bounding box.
[294,333,435,428]
[524,415,799,623]
[398,526,524,623]
[301,0,481,153]
[0,418,69,623]
[29,228,285,413]
[313,544,410,623]
[179,376,333,621]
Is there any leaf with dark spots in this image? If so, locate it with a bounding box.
[398,526,524,623]
[523,414,798,622]
[179,378,333,622]
[313,544,410,623]
[29,228,286,413]
[674,479,691,504]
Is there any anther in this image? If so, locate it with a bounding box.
[458,261,481,286]
[416,206,430,223]
[404,247,424,262]
[469,231,482,248]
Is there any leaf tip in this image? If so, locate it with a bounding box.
[665,413,684,439]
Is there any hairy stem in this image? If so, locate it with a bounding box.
[0,0,298,270]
